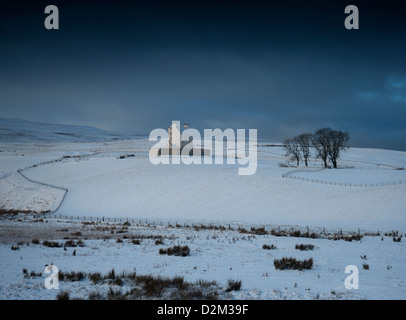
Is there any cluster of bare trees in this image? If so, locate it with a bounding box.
[283,128,350,168]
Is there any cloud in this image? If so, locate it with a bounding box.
[0,1,405,150]
[356,76,406,104]
[386,77,406,103]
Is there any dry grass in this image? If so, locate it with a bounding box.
[159,245,190,257]
[225,279,242,292]
[295,244,315,251]
[274,257,313,271]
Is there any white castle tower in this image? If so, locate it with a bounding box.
[151,121,210,157]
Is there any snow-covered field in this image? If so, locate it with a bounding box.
[1,138,405,232]
[0,172,65,213]
[0,217,405,300]
[1,124,406,300]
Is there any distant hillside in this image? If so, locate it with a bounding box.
[0,118,125,142]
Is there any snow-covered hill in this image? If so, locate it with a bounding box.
[1,133,405,301]
[0,118,124,142]
[1,136,405,233]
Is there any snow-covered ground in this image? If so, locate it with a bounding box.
[1,123,406,300]
[1,138,404,232]
[0,118,124,143]
[0,172,65,213]
[0,218,405,300]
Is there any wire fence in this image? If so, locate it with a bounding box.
[16,169,68,214]
[42,213,328,233]
[13,154,91,214]
[39,213,393,238]
[8,151,149,216]
[17,169,68,192]
[282,168,404,187]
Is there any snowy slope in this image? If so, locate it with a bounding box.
[1,137,406,301]
[0,118,125,142]
[0,172,65,213]
[15,139,406,233]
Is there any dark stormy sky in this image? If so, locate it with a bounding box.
[1,0,405,150]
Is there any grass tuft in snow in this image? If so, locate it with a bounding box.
[42,240,62,248]
[88,272,102,284]
[107,287,123,300]
[295,244,315,251]
[225,279,242,292]
[88,291,103,300]
[106,268,116,280]
[328,234,363,242]
[274,257,313,271]
[57,269,220,300]
[159,245,190,257]
[59,270,86,282]
[23,270,42,278]
[56,291,70,300]
[64,239,85,248]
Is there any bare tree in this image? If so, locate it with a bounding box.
[295,133,312,167]
[312,128,350,168]
[283,138,301,166]
[328,130,350,168]
[312,128,332,168]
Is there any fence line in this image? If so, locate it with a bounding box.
[40,213,388,238]
[44,213,272,233]
[282,167,325,178]
[17,169,68,192]
[13,151,148,216]
[13,153,98,214]
[17,169,69,214]
[43,213,314,232]
[282,169,403,188]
